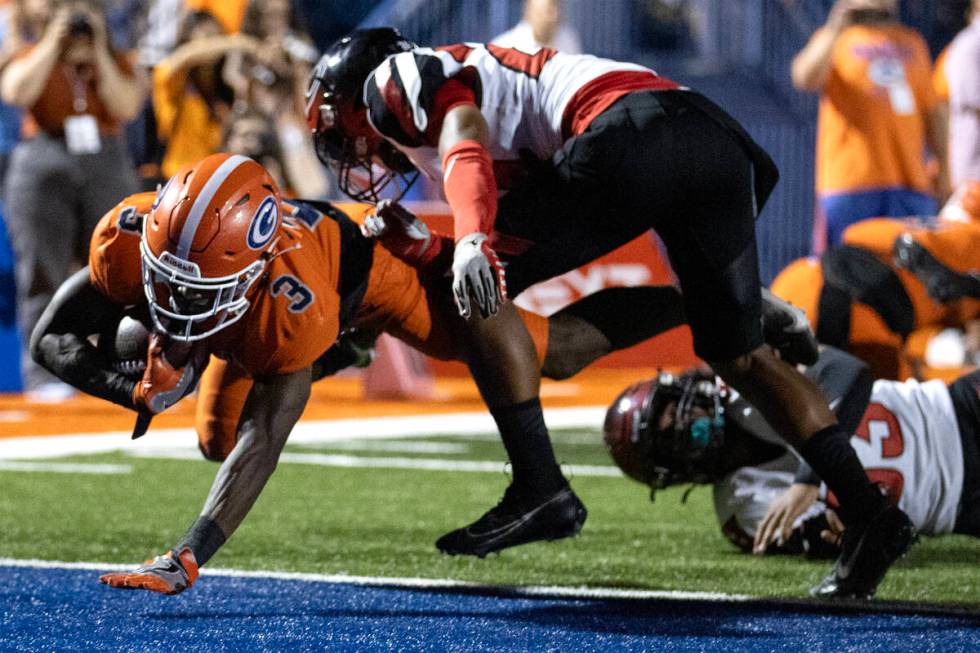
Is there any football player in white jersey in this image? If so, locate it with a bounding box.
[306,28,911,598]
[604,348,980,575]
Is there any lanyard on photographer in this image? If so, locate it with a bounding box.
[62,64,102,154]
[65,63,93,113]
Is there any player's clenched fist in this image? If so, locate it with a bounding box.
[452,232,506,319]
[100,547,198,595]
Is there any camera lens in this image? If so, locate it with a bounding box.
[68,13,93,37]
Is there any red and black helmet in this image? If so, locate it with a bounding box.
[305,27,418,203]
[603,370,729,493]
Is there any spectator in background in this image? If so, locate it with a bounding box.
[185,0,245,35]
[152,10,259,179]
[944,0,980,187]
[221,107,287,192]
[792,0,949,252]
[0,0,145,398]
[492,0,582,53]
[230,0,327,197]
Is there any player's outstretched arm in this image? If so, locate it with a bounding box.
[101,367,313,595]
[30,267,136,408]
[198,367,312,532]
[439,105,506,319]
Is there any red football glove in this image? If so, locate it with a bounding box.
[362,199,450,272]
[452,232,507,319]
[99,547,199,595]
[132,334,205,415]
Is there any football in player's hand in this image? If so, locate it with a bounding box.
[99,313,151,379]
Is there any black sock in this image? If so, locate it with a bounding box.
[490,398,567,495]
[177,516,227,566]
[799,425,887,527]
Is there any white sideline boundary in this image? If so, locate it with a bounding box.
[125,448,624,477]
[0,461,132,474]
[0,557,750,603]
[0,407,607,461]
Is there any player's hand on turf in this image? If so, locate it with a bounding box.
[452,232,506,319]
[99,547,198,595]
[132,334,205,414]
[753,482,820,554]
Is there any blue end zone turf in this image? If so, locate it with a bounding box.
[3,565,980,652]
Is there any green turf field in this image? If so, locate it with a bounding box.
[2,428,978,604]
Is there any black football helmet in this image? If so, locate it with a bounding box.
[603,370,728,494]
[306,27,419,203]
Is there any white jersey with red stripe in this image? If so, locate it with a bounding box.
[363,43,678,191]
[713,378,965,539]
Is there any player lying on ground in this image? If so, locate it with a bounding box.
[307,27,911,598]
[603,347,980,578]
[771,180,980,380]
[32,153,815,595]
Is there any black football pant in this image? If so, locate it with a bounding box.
[496,90,779,362]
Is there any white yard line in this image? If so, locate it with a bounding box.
[0,461,131,474]
[0,557,749,603]
[0,407,607,461]
[126,448,623,477]
[305,440,471,454]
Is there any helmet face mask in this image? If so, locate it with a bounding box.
[305,28,419,204]
[141,243,266,341]
[604,371,729,492]
[646,371,728,489]
[140,154,283,342]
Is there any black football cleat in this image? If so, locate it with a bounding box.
[760,287,820,366]
[893,233,980,303]
[436,485,587,558]
[811,505,916,600]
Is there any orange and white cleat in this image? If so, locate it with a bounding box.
[99,547,199,595]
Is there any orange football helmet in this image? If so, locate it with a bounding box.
[140,153,283,341]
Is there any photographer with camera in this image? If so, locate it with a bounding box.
[226,0,327,197]
[0,0,146,398]
[792,0,949,253]
[151,9,262,179]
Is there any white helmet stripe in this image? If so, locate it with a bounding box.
[176,155,252,260]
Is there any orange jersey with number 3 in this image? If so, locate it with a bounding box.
[90,194,344,377]
[90,195,550,458]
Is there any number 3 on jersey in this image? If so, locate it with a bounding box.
[853,403,906,504]
[855,403,905,459]
[272,275,314,313]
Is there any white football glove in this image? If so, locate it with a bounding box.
[452,232,506,319]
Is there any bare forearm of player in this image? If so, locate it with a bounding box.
[790,27,841,92]
[198,368,312,538]
[93,49,147,122]
[0,36,61,107]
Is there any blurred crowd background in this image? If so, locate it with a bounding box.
[0,0,975,396]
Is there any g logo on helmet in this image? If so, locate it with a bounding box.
[247,197,279,250]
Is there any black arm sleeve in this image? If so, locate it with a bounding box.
[804,345,874,435]
[30,267,138,409]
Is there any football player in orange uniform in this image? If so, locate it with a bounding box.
[32,152,694,594]
[771,184,980,379]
